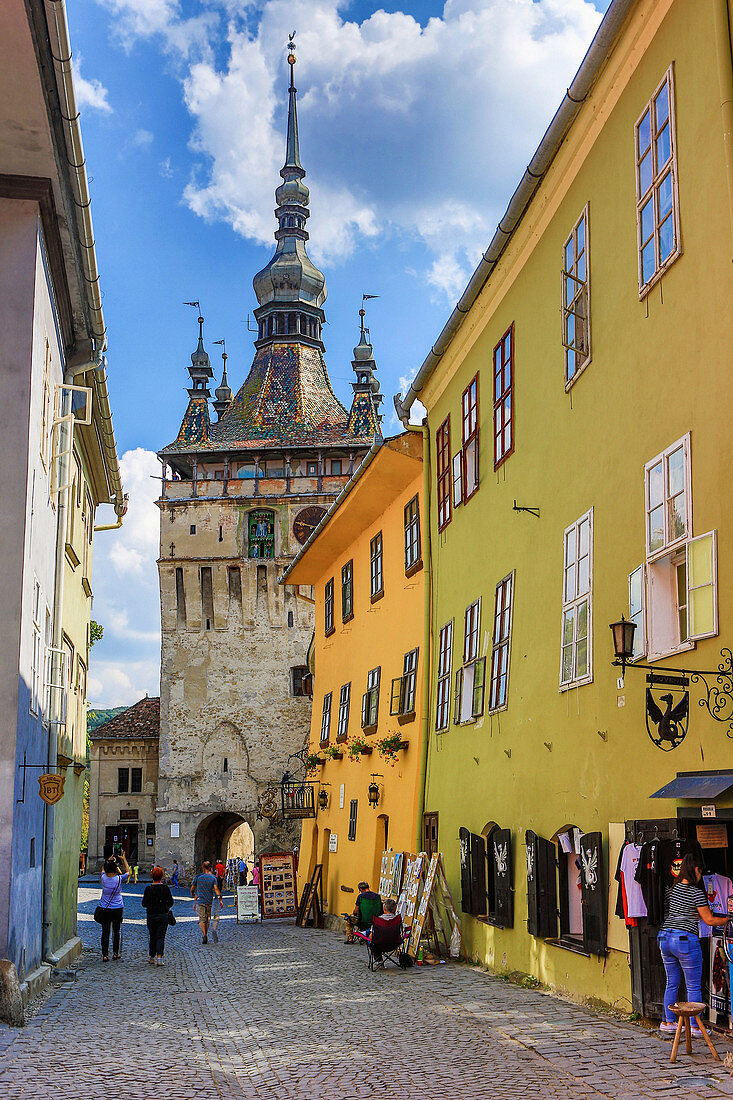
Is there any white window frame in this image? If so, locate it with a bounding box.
[337,682,351,739]
[370,532,383,597]
[560,509,593,690]
[635,65,681,297]
[562,205,590,389]
[644,433,691,562]
[452,453,462,508]
[454,599,485,723]
[489,572,514,712]
[320,692,332,743]
[404,496,421,572]
[435,620,453,732]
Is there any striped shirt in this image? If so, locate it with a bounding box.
[662,882,708,935]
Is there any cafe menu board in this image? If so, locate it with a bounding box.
[258,853,298,919]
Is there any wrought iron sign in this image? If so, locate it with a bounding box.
[281,781,316,819]
[646,672,689,751]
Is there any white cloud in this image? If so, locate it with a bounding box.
[133,128,154,146]
[94,0,604,292]
[89,448,161,705]
[74,57,112,113]
[159,157,174,178]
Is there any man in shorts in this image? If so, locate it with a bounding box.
[191,860,222,944]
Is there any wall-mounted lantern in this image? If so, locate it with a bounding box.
[368,777,380,808]
[609,615,637,676]
[318,788,329,810]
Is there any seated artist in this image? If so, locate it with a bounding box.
[370,898,404,966]
[343,880,383,944]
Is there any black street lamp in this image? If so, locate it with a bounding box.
[318,788,328,810]
[368,780,380,808]
[609,615,637,675]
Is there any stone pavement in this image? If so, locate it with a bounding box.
[1,882,733,1099]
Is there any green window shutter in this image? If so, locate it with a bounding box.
[390,677,403,716]
[472,657,486,718]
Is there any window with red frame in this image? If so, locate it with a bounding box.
[462,375,479,500]
[493,326,514,469]
[436,417,452,530]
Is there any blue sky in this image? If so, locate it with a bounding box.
[73,0,611,705]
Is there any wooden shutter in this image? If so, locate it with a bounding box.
[459,827,472,913]
[453,668,463,724]
[492,827,514,929]
[472,657,486,717]
[525,830,557,939]
[361,692,369,727]
[470,833,487,916]
[390,677,403,715]
[580,831,606,956]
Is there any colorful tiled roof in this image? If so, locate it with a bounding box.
[174,394,211,447]
[89,697,160,741]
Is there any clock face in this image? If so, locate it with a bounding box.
[293,506,327,545]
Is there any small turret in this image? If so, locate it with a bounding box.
[185,307,213,397]
[212,341,233,421]
[347,298,383,439]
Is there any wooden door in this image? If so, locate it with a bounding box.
[423,812,438,856]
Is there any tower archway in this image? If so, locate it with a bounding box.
[194,812,253,868]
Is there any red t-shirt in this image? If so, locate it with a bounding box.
[215,863,225,878]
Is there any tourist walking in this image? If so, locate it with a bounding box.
[142,866,175,966]
[252,862,260,887]
[191,860,221,944]
[238,857,247,886]
[97,852,130,961]
[215,859,226,893]
[171,860,179,887]
[657,854,729,1035]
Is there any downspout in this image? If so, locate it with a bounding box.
[406,423,431,852]
[713,0,733,255]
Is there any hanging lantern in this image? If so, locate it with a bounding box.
[609,615,637,674]
[318,789,328,810]
[368,780,380,808]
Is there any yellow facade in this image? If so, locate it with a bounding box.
[409,0,733,1012]
[283,433,425,915]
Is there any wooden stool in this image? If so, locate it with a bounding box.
[669,1001,720,1063]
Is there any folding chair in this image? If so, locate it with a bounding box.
[366,929,411,971]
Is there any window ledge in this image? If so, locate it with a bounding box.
[325,626,335,638]
[361,723,378,735]
[487,704,508,716]
[638,246,682,301]
[65,543,80,568]
[475,915,508,930]
[559,675,593,693]
[342,612,354,625]
[405,559,423,579]
[646,641,696,662]
[564,356,592,392]
[370,589,384,605]
[397,711,416,726]
[546,937,590,958]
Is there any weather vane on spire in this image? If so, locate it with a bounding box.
[287,30,296,80]
[359,294,379,340]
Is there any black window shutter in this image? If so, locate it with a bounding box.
[459,827,473,913]
[492,827,514,929]
[580,831,606,956]
[526,830,557,939]
[525,830,540,935]
[470,833,486,916]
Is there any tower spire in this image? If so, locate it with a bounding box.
[284,33,302,173]
[348,296,383,439]
[212,339,233,420]
[183,302,213,396]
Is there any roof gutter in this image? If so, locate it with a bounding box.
[44,0,125,519]
[279,434,385,585]
[394,0,636,424]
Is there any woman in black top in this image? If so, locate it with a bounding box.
[657,854,728,1034]
[142,866,174,966]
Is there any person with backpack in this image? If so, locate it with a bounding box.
[142,866,175,966]
[97,852,130,961]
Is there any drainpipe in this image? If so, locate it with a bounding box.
[714,0,733,255]
[406,423,431,852]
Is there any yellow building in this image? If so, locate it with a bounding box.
[281,431,425,918]
[394,0,733,1015]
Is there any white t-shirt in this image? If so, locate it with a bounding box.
[699,873,733,938]
[620,843,647,918]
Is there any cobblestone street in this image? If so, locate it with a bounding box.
[1,883,733,1098]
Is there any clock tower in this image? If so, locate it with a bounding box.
[154,42,381,869]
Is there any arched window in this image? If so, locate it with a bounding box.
[248,509,275,559]
[458,823,514,928]
[288,314,296,334]
[525,824,605,955]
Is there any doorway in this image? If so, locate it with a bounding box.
[105,825,138,864]
[423,812,439,856]
[372,815,389,887]
[194,812,250,868]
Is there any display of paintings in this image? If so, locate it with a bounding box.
[399,853,425,924]
[391,852,405,898]
[408,853,439,956]
[378,850,392,897]
[258,852,298,919]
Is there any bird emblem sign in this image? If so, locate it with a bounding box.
[581,845,598,890]
[38,773,65,805]
[646,685,689,750]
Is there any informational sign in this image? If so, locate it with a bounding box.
[702,805,717,819]
[170,822,180,838]
[259,853,298,919]
[697,822,728,848]
[329,833,338,852]
[38,774,64,805]
[236,885,260,923]
[339,784,345,809]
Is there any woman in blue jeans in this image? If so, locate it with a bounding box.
[657,854,728,1035]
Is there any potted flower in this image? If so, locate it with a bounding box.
[324,743,344,761]
[304,752,325,774]
[346,736,373,761]
[375,732,409,763]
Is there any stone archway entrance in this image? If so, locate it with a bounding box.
[194,813,254,868]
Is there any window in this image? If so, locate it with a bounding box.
[435,621,453,731]
[175,567,186,629]
[461,375,479,500]
[348,799,358,842]
[404,496,421,572]
[223,758,228,773]
[370,532,383,598]
[636,68,680,293]
[291,666,312,697]
[131,767,142,794]
[361,667,380,731]
[489,574,513,711]
[40,337,51,468]
[307,461,318,477]
[248,510,274,559]
[200,566,213,630]
[436,417,451,531]
[562,207,590,385]
[560,510,593,688]
[330,460,342,475]
[390,648,419,719]
[452,452,462,507]
[337,683,351,740]
[493,326,514,469]
[325,579,334,635]
[341,560,353,622]
[190,524,196,535]
[118,768,129,794]
[454,600,486,723]
[631,435,717,659]
[320,692,332,743]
